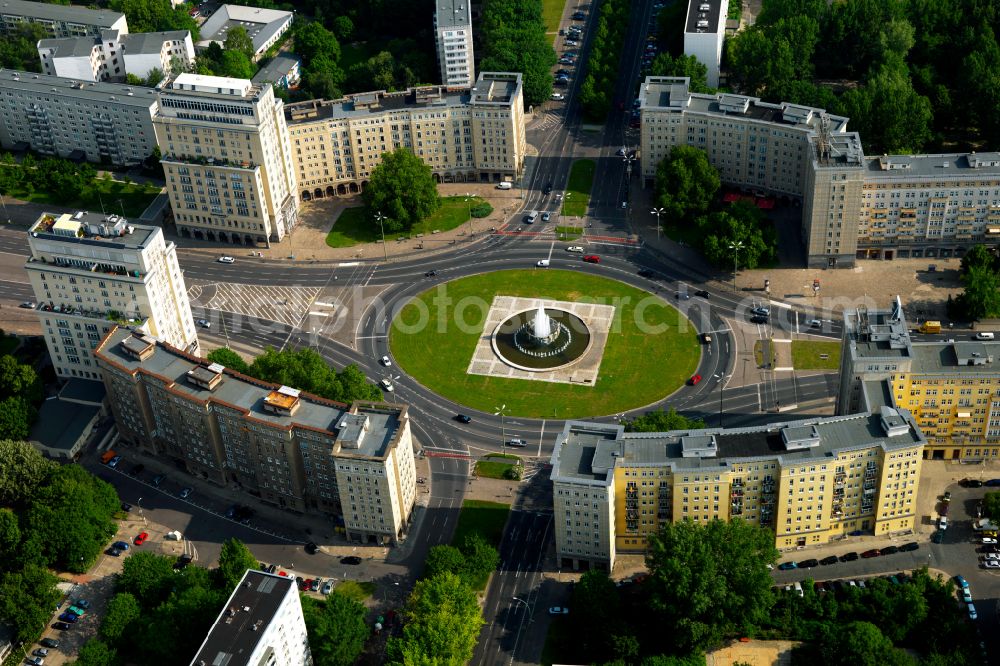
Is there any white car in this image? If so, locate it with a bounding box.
[217,256,235,264]
[984,560,1000,569]
[321,580,333,595]
[566,246,584,253]
[962,588,973,603]
[536,259,550,267]
[380,378,394,392]
[968,603,978,620]
[380,355,391,367]
[982,537,997,544]
[809,319,822,328]
[196,319,211,328]
[551,93,564,100]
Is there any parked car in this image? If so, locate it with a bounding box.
[196,319,211,329]
[839,552,859,562]
[113,540,130,551]
[380,379,394,392]
[310,579,321,592]
[217,256,235,264]
[566,246,584,253]
[881,545,899,555]
[820,555,838,565]
[19,301,36,309]
[107,455,121,468]
[961,478,984,488]
[899,542,919,552]
[380,355,391,367]
[174,554,192,570]
[52,622,72,631]
[861,549,881,558]
[982,537,997,544]
[798,558,819,568]
[777,561,797,570]
[548,606,570,615]
[305,542,318,555]
[694,289,710,298]
[542,212,551,222]
[962,588,973,603]
[134,532,148,546]
[552,92,566,100]
[179,487,192,499]
[984,560,1000,569]
[39,639,59,649]
[340,556,363,565]
[942,491,952,502]
[321,580,334,595]
[939,516,949,530]
[985,478,1000,486]
[57,612,78,624]
[968,603,978,620]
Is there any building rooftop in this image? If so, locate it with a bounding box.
[552,410,925,481]
[123,30,189,55]
[843,298,913,359]
[59,378,107,404]
[0,68,158,106]
[251,53,298,86]
[685,0,723,34]
[169,72,253,96]
[469,72,520,105]
[866,152,1000,179]
[37,35,99,57]
[0,0,125,27]
[436,0,472,30]
[29,397,100,453]
[198,4,292,54]
[909,341,1000,374]
[96,327,404,458]
[29,211,157,252]
[190,570,294,666]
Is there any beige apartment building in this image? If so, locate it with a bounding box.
[0,68,158,165]
[0,0,128,39]
[154,73,298,246]
[285,72,525,202]
[550,409,925,570]
[25,211,198,381]
[95,328,417,543]
[838,297,1000,462]
[639,76,1000,268]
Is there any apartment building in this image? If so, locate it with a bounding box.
[191,570,311,666]
[837,298,1000,462]
[154,73,298,245]
[26,211,198,381]
[550,409,926,570]
[639,76,865,268]
[683,0,729,88]
[434,0,475,87]
[197,5,293,62]
[0,68,158,165]
[285,72,525,201]
[251,54,300,91]
[95,327,417,543]
[0,0,127,39]
[38,29,194,83]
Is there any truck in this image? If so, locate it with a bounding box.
[100,450,118,464]
[918,320,942,334]
[496,181,512,190]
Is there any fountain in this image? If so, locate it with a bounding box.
[491,306,592,371]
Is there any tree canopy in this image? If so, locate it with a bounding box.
[0,440,54,505]
[625,408,705,433]
[301,593,368,666]
[248,346,382,403]
[363,147,441,233]
[110,0,199,38]
[216,538,260,592]
[224,26,255,60]
[388,571,483,665]
[699,202,777,271]
[205,347,250,375]
[645,519,779,653]
[577,0,631,121]
[653,145,721,224]
[478,0,556,107]
[0,24,47,73]
[951,244,1000,321]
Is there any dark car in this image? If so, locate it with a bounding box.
[637,269,655,278]
[57,612,78,624]
[120,502,132,512]
[899,542,919,552]
[424,270,438,278]
[39,639,60,649]
[310,578,321,592]
[961,478,985,488]
[305,541,318,555]
[174,554,192,570]
[106,546,122,557]
[543,183,553,195]
[881,545,899,556]
[861,549,881,558]
[267,563,278,574]
[750,315,768,324]
[455,414,472,423]
[798,558,819,568]
[52,622,72,631]
[820,555,838,565]
[340,556,363,565]
[839,551,859,562]
[777,562,797,570]
[694,290,710,298]
[985,478,1000,486]
[572,11,585,19]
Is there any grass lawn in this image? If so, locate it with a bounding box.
[754,339,775,368]
[541,0,564,45]
[451,500,511,548]
[562,160,596,218]
[555,225,583,240]
[334,580,375,603]
[791,340,841,370]
[474,454,521,480]
[1,175,160,218]
[389,270,701,418]
[0,336,19,356]
[325,196,482,248]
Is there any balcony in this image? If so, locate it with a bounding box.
[162,154,258,170]
[37,302,146,326]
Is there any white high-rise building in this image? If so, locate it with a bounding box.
[26,211,198,381]
[683,0,729,88]
[190,570,311,666]
[434,0,474,87]
[154,73,298,246]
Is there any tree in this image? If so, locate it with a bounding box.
[646,519,778,653]
[217,50,255,80]
[101,592,142,642]
[700,202,777,270]
[983,491,1000,523]
[332,16,354,41]
[653,145,721,224]
[73,639,118,666]
[388,572,483,666]
[247,347,381,403]
[650,53,711,93]
[302,594,368,666]
[571,569,622,658]
[478,0,557,107]
[0,354,42,403]
[817,621,916,666]
[0,23,48,72]
[625,408,705,433]
[206,347,250,375]
[118,551,177,605]
[0,509,20,561]
[216,538,259,592]
[0,564,60,644]
[144,67,165,88]
[363,147,440,232]
[296,22,342,64]
[837,57,932,154]
[424,544,466,579]
[459,534,499,589]
[224,26,255,60]
[955,265,1000,321]
[0,439,55,504]
[961,244,999,276]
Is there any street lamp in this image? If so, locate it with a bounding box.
[373,211,390,262]
[713,373,730,427]
[650,207,665,240]
[464,192,477,235]
[137,497,147,526]
[728,240,744,293]
[494,404,510,454]
[512,596,534,618]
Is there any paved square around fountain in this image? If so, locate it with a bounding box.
[467,296,616,385]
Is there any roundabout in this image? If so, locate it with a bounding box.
[388,269,701,418]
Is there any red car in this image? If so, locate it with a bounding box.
[583,255,600,263]
[134,532,148,546]
[688,374,702,385]
[860,548,881,558]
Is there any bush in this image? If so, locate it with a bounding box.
[470,202,493,218]
[502,465,522,481]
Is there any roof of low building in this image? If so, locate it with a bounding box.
[0,0,125,27]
